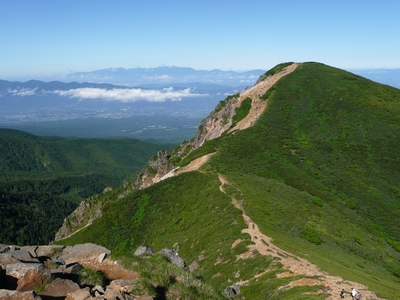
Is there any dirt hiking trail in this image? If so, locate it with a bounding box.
[218,174,382,300]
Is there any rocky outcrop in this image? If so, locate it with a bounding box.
[0,243,202,300]
[54,192,106,241]
[133,150,175,189]
[0,243,154,300]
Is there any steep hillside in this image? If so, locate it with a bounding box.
[0,128,174,245]
[56,63,400,299]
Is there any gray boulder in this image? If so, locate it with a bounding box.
[9,250,39,263]
[6,263,43,280]
[63,263,83,275]
[0,254,20,269]
[224,284,240,298]
[134,245,155,257]
[60,243,111,265]
[35,245,64,258]
[0,290,41,299]
[16,266,51,292]
[19,246,38,258]
[159,248,187,269]
[0,245,11,254]
[39,278,80,298]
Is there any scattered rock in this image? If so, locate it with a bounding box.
[93,284,105,295]
[0,290,41,300]
[35,245,64,258]
[108,279,136,293]
[159,248,187,269]
[0,254,20,269]
[60,244,111,265]
[0,245,11,253]
[0,243,192,299]
[224,284,240,298]
[6,263,43,280]
[16,266,51,292]
[39,278,80,298]
[98,252,107,263]
[65,287,91,300]
[134,245,155,257]
[9,250,39,264]
[63,263,83,275]
[0,289,20,297]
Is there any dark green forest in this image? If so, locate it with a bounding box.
[0,128,173,245]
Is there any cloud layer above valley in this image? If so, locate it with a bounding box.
[8,87,206,102]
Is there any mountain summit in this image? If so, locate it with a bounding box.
[56,62,400,299]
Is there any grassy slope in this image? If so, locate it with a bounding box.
[57,63,400,299]
[207,63,400,298]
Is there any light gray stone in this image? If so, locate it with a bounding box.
[134,245,155,257]
[9,250,39,263]
[93,285,105,294]
[0,289,20,297]
[20,246,38,258]
[224,284,240,298]
[35,245,64,258]
[159,248,187,269]
[63,263,83,275]
[6,263,43,280]
[0,254,20,269]
[0,290,41,299]
[60,243,111,265]
[98,252,107,263]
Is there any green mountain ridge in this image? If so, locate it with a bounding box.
[55,62,399,299]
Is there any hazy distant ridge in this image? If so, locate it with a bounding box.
[65,66,266,86]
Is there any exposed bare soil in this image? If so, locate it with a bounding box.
[79,257,138,281]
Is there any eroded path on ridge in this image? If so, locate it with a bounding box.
[218,174,383,300]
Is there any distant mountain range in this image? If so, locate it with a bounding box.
[351,68,400,88]
[64,66,400,89]
[64,66,266,87]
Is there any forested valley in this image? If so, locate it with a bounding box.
[0,128,173,245]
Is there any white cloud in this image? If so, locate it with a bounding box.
[143,74,173,81]
[52,87,205,102]
[8,88,37,96]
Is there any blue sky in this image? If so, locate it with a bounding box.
[1,0,399,79]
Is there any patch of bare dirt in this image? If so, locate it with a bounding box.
[175,152,215,174]
[232,239,243,248]
[79,257,138,281]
